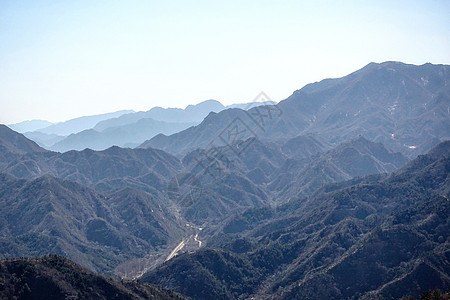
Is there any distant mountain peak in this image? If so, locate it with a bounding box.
[34,110,134,136]
[7,119,53,133]
[184,99,224,110]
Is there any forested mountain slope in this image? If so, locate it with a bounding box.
[142,141,450,299]
[0,255,187,299]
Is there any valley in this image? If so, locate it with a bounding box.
[0,61,449,299]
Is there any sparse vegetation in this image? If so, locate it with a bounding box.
[0,255,187,299]
[0,62,449,299]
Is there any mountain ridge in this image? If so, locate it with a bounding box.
[50,118,197,152]
[142,140,450,299]
[0,255,187,299]
[141,61,449,158]
[0,61,448,299]
[33,110,134,136]
[0,172,187,273]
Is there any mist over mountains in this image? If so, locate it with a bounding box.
[8,120,53,133]
[10,100,263,152]
[0,61,449,299]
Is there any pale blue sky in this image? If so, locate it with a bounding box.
[1,0,449,124]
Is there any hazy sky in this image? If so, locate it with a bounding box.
[1,1,449,124]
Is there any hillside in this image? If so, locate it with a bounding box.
[0,255,187,299]
[0,173,186,273]
[0,124,48,171]
[142,141,450,299]
[271,136,409,200]
[0,124,47,155]
[1,145,182,195]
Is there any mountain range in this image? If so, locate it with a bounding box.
[0,61,449,299]
[142,140,450,299]
[7,119,53,133]
[10,100,264,152]
[30,110,134,136]
[141,62,449,158]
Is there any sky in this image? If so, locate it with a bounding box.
[1,0,449,124]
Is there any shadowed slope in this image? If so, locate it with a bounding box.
[0,255,187,299]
